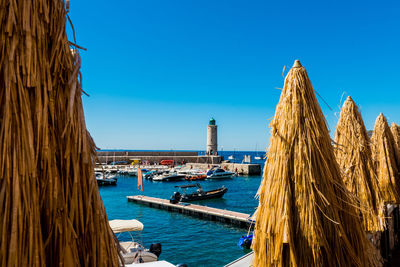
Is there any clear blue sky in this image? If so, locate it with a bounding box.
[68,0,400,151]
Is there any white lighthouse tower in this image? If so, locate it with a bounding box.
[207,118,218,155]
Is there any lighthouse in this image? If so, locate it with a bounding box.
[207,118,218,155]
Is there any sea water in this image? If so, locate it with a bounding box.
[100,171,262,266]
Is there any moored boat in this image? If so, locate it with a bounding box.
[206,167,236,179]
[95,171,118,186]
[109,219,161,264]
[170,183,228,203]
[152,172,186,182]
[185,173,207,181]
[127,169,138,176]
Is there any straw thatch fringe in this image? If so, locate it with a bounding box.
[390,123,400,156]
[334,96,385,232]
[252,61,380,267]
[371,114,400,204]
[0,1,119,266]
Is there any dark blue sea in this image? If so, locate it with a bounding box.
[99,151,264,266]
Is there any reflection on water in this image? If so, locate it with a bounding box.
[100,174,262,266]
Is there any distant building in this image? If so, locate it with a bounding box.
[207,118,218,155]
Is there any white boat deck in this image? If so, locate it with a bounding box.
[224,252,253,267]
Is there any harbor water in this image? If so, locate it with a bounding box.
[99,152,264,266]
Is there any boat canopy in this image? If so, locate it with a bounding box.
[109,219,144,233]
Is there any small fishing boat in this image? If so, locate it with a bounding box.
[206,167,236,179]
[170,183,228,203]
[95,172,117,186]
[109,219,161,264]
[152,172,186,182]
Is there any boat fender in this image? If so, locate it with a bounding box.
[243,238,252,249]
[149,243,162,258]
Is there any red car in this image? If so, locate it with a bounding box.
[160,160,174,166]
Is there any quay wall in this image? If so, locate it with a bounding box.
[96,150,223,164]
[185,163,261,175]
[97,151,198,157]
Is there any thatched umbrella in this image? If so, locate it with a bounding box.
[252,60,380,266]
[371,114,400,204]
[0,1,119,266]
[334,96,385,232]
[390,123,400,153]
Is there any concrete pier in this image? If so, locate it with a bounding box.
[127,195,252,228]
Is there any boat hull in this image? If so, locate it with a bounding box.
[153,175,186,182]
[185,174,207,181]
[180,187,228,202]
[207,173,235,179]
[97,178,117,186]
[206,167,237,179]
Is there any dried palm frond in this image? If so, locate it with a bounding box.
[334,96,385,232]
[371,114,400,204]
[252,60,380,267]
[0,1,119,266]
[390,123,400,153]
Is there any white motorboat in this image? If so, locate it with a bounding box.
[127,169,138,176]
[118,168,129,175]
[152,172,186,182]
[110,219,161,264]
[95,172,118,185]
[177,169,205,176]
[177,169,192,176]
[104,165,119,174]
[206,167,237,179]
[118,166,137,176]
